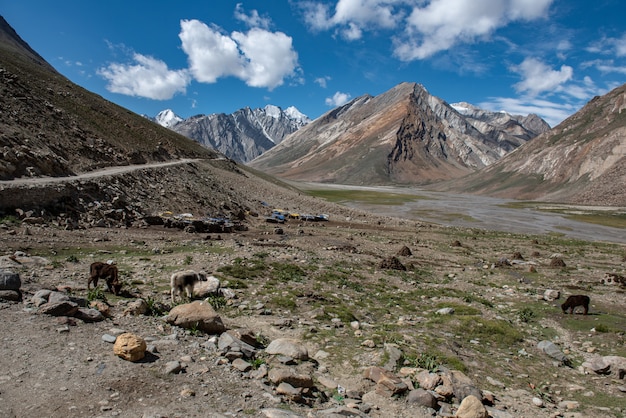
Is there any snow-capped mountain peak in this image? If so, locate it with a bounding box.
[154,109,183,128]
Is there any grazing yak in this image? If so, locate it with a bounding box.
[561,294,590,315]
[170,270,207,303]
[88,261,122,295]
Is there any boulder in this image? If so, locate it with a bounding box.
[0,290,21,301]
[537,340,569,364]
[0,270,20,290]
[123,299,148,316]
[268,367,314,388]
[74,307,105,322]
[407,388,437,409]
[266,338,309,361]
[363,366,408,396]
[455,395,488,418]
[39,300,79,317]
[442,370,482,402]
[113,332,146,362]
[165,301,227,334]
[192,275,221,298]
[415,370,442,391]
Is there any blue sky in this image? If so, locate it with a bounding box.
[3,0,625,127]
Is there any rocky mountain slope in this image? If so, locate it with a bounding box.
[0,16,217,182]
[248,82,549,185]
[434,84,626,206]
[154,105,310,163]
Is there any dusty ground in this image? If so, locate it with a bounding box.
[0,208,625,418]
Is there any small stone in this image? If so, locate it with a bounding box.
[532,397,544,407]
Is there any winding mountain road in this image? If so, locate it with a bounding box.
[0,159,201,186]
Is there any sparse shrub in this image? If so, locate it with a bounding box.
[205,294,226,310]
[183,255,193,265]
[87,287,107,303]
[406,352,441,372]
[270,262,306,282]
[518,307,535,323]
[66,254,79,263]
[595,324,610,333]
[218,257,266,279]
[145,297,169,317]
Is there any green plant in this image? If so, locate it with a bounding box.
[87,287,107,303]
[65,254,79,263]
[406,352,441,372]
[183,255,193,265]
[250,357,266,369]
[145,297,169,317]
[188,322,202,336]
[595,324,610,333]
[205,294,226,310]
[518,307,535,323]
[270,262,307,282]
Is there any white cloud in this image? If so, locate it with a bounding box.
[512,57,573,96]
[479,96,576,127]
[611,33,626,57]
[325,91,351,106]
[179,19,298,90]
[234,4,271,29]
[179,20,243,84]
[98,53,190,100]
[395,0,553,60]
[315,76,331,88]
[302,0,402,40]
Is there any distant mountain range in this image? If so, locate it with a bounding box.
[248,82,550,185]
[433,83,626,206]
[149,105,310,162]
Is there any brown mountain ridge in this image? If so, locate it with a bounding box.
[249,82,549,186]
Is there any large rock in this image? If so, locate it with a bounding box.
[407,388,437,408]
[0,270,21,290]
[0,290,21,301]
[192,275,221,298]
[537,340,569,364]
[363,366,408,396]
[38,300,79,317]
[266,338,309,361]
[415,370,442,390]
[113,332,146,362]
[446,370,482,402]
[74,307,105,322]
[455,395,488,418]
[268,367,314,388]
[165,301,227,334]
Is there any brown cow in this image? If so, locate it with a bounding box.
[561,295,590,315]
[88,261,122,295]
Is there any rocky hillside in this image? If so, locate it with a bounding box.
[156,105,311,163]
[248,82,549,185]
[435,83,626,206]
[0,16,217,181]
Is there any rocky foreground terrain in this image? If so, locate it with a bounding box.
[0,163,625,418]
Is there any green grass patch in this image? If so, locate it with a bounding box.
[456,317,524,347]
[305,189,426,205]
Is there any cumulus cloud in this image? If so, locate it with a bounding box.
[302,0,401,40]
[395,0,553,60]
[180,19,298,90]
[512,57,573,96]
[302,0,554,60]
[98,53,190,100]
[98,7,299,100]
[325,91,351,106]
